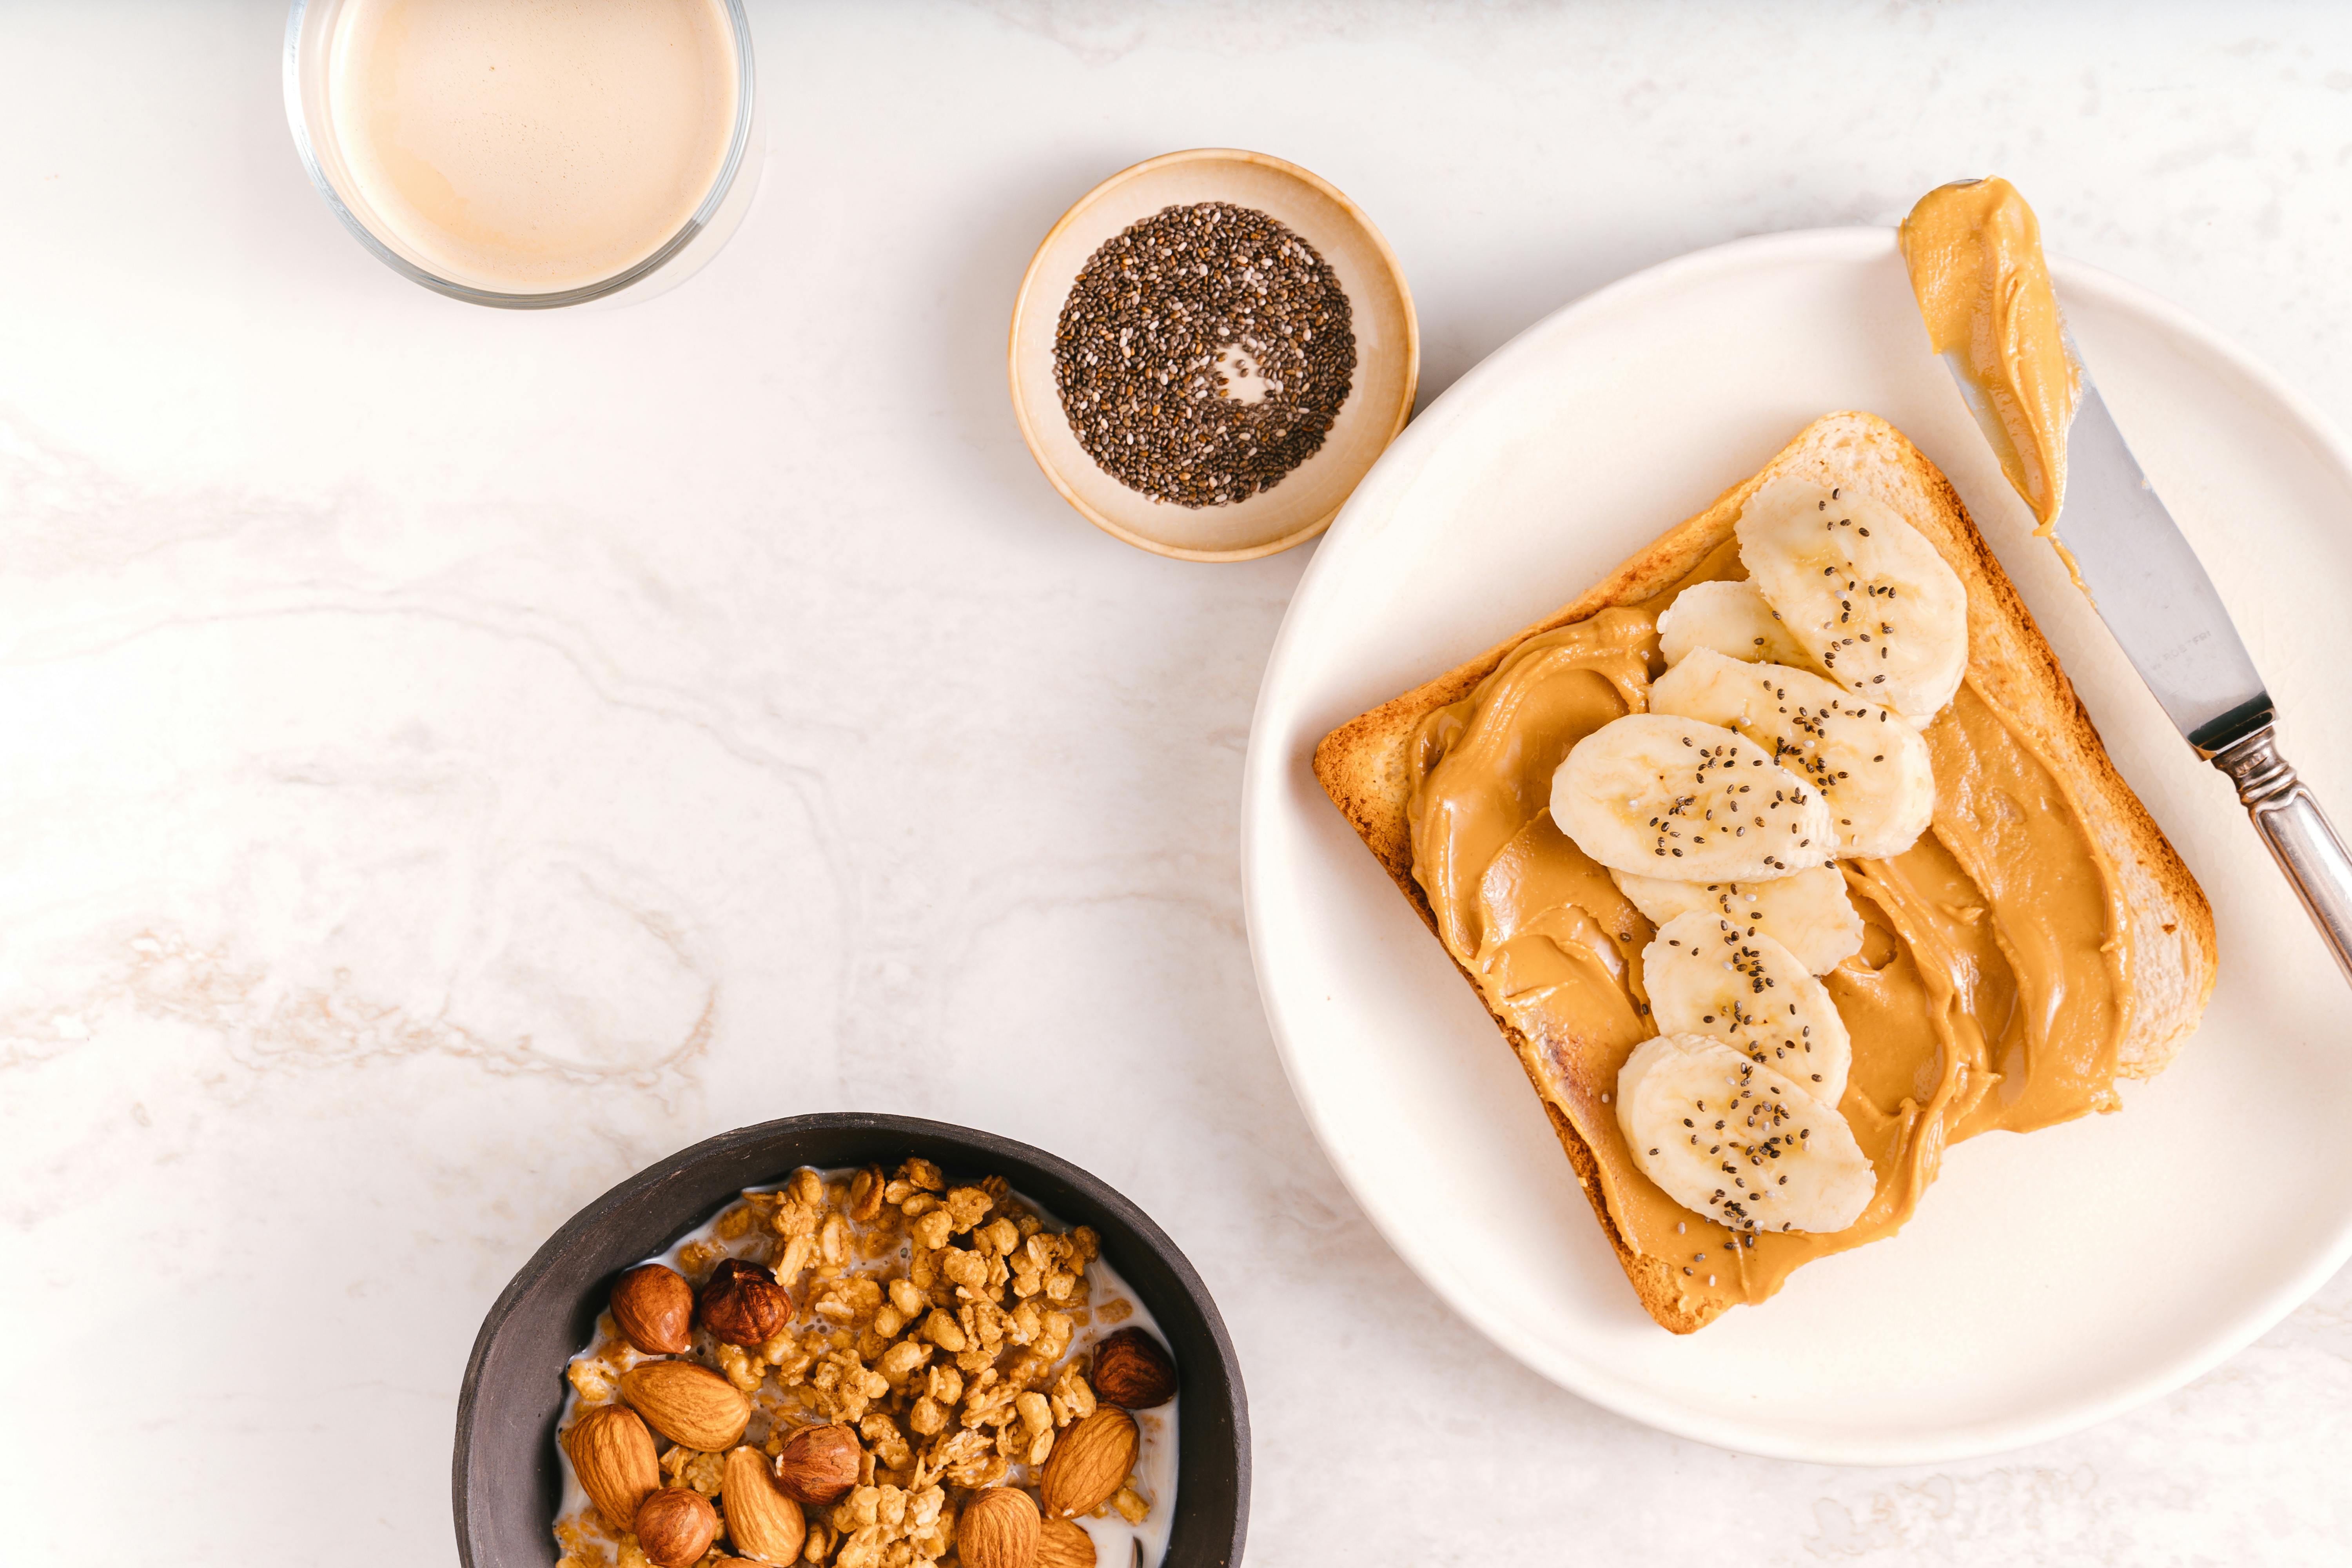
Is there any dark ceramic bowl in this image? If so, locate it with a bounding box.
[453,1113,1248,1567]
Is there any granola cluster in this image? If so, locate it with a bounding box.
[555,1159,1154,1568]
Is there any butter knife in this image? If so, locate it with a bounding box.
[1945,355,2352,984]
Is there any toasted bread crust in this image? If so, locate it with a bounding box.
[1313,411,2218,1333]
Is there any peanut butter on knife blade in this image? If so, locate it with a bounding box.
[1898,180,2081,535]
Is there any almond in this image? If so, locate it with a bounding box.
[773,1422,862,1506]
[619,1359,751,1452]
[1088,1328,1177,1408]
[721,1445,806,1564]
[610,1263,695,1356]
[634,1486,718,1568]
[958,1487,1040,1568]
[697,1258,794,1347]
[560,1403,659,1530]
[1038,1407,1137,1519]
[1035,1517,1097,1568]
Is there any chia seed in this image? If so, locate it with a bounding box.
[1053,201,1356,508]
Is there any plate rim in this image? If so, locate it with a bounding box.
[1239,223,2352,1465]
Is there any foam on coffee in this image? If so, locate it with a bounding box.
[324,0,740,295]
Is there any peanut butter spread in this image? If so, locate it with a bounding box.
[1898,179,2080,533]
[1406,543,2131,1318]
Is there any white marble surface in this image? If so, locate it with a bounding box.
[4,2,2350,1562]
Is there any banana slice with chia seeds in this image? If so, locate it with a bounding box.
[1610,864,1863,975]
[1617,1032,1877,1235]
[1735,475,1969,725]
[1642,909,1853,1103]
[1656,579,1815,670]
[1650,646,1935,859]
[1550,713,1834,882]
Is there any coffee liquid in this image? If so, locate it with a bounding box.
[326,0,740,294]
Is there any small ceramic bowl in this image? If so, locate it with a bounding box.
[1008,148,1418,562]
[452,1113,1248,1567]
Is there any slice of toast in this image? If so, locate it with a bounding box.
[1313,410,2218,1332]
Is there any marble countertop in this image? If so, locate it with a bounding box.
[5,3,2349,1563]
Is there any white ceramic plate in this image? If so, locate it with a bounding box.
[1241,227,2352,1464]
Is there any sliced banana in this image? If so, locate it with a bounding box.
[1610,864,1862,975]
[1550,713,1834,882]
[1650,646,1935,859]
[1735,476,1968,724]
[1656,579,1815,670]
[1617,1033,1876,1235]
[1641,909,1852,1103]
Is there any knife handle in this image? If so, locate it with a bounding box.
[2209,722,2352,987]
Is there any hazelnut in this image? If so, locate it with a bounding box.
[1089,1328,1177,1408]
[697,1258,793,1347]
[772,1422,861,1506]
[633,1487,718,1568]
[609,1263,694,1356]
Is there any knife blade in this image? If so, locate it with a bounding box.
[1940,348,2352,984]
[2052,377,2279,751]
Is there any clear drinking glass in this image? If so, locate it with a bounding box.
[283,0,762,309]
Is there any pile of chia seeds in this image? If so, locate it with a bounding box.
[1053,201,1357,508]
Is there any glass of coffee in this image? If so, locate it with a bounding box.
[284,0,760,307]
